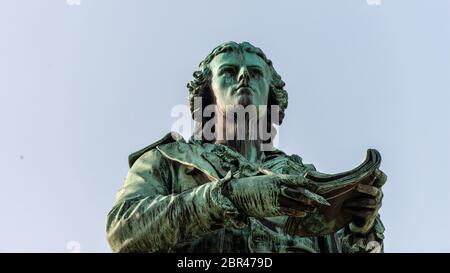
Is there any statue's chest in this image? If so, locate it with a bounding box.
[171,151,309,194]
[160,142,311,193]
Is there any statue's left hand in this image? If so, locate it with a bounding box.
[342,169,387,234]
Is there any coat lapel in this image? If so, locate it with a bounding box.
[156,141,221,181]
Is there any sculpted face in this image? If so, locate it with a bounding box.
[209,51,271,117]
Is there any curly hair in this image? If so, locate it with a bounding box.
[187,41,288,125]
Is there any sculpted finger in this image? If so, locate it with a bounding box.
[355,184,380,197]
[278,174,315,189]
[375,190,383,203]
[344,197,379,209]
[343,208,376,219]
[281,186,330,206]
[373,169,387,188]
[279,207,307,217]
[279,197,317,213]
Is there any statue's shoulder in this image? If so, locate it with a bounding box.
[284,151,317,172]
[263,148,316,171]
[128,132,185,168]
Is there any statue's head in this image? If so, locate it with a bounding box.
[188,41,288,125]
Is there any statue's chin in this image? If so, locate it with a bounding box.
[236,95,253,107]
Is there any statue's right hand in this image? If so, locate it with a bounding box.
[222,174,330,218]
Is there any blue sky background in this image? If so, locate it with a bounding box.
[0,0,449,252]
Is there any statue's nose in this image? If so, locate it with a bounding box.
[238,68,250,85]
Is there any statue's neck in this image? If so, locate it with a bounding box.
[214,111,264,163]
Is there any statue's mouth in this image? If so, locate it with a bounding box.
[235,86,254,95]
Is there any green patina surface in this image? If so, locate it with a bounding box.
[106,132,385,253]
[106,41,386,253]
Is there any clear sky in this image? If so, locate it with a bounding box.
[0,0,449,252]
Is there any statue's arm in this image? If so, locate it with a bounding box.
[106,149,241,253]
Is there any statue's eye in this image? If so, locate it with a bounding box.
[221,67,236,77]
[249,68,262,78]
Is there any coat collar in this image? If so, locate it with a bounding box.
[156,135,289,181]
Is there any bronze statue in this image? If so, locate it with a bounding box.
[106,41,386,253]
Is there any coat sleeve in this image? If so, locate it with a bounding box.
[106,149,242,252]
[337,214,385,253]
